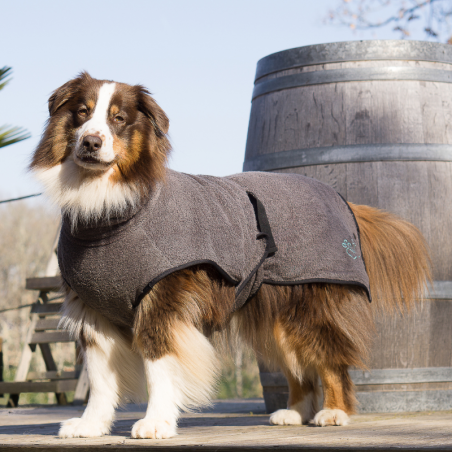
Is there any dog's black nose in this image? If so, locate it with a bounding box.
[82,135,102,153]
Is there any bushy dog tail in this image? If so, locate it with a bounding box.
[349,203,432,313]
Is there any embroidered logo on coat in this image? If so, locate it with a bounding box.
[342,239,361,260]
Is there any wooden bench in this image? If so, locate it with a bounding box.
[0,276,89,407]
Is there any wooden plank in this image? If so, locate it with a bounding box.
[0,379,77,394]
[73,364,90,406]
[429,299,452,367]
[427,161,452,280]
[39,344,57,371]
[39,338,68,406]
[31,302,63,316]
[420,76,449,144]
[13,314,39,382]
[259,372,287,387]
[345,161,378,207]
[262,391,288,414]
[25,276,62,292]
[26,370,80,381]
[373,161,452,280]
[0,338,2,397]
[31,331,72,344]
[35,317,60,331]
[44,229,61,276]
[2,399,452,450]
[406,300,431,369]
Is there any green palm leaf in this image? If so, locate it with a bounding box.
[0,125,31,148]
[0,66,12,91]
[0,67,30,148]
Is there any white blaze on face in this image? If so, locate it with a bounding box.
[76,82,117,163]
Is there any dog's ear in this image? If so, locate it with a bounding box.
[136,86,169,137]
[48,72,91,116]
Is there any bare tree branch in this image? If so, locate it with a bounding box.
[326,0,452,43]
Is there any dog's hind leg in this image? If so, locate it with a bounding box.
[234,284,321,426]
[58,291,146,438]
[278,283,371,427]
[269,366,320,425]
[248,283,372,427]
[312,364,354,426]
[268,325,354,427]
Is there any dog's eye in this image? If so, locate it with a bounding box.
[78,107,88,117]
[114,115,125,123]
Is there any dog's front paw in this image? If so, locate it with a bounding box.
[269,409,302,425]
[131,418,177,439]
[312,409,349,427]
[59,417,110,438]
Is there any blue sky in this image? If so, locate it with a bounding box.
[0,0,425,202]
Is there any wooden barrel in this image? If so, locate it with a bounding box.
[244,40,452,413]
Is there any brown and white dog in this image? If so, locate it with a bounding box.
[30,72,431,439]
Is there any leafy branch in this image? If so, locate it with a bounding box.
[0,125,31,148]
[0,66,30,149]
[0,67,12,91]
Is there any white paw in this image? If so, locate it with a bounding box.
[269,409,302,425]
[59,417,110,438]
[313,409,349,427]
[131,418,177,439]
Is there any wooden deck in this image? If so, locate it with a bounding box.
[1,399,452,451]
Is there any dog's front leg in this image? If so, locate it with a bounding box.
[131,355,182,439]
[131,296,219,439]
[58,292,146,438]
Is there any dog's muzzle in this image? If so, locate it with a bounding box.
[75,135,111,166]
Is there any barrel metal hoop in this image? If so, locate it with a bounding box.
[255,40,452,81]
[261,367,452,386]
[242,144,452,172]
[350,367,452,385]
[357,390,452,413]
[427,281,452,299]
[252,67,452,100]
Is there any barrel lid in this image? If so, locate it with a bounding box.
[255,40,452,82]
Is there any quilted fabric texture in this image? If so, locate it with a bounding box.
[58,170,370,327]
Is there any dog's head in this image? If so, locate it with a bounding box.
[30,72,171,224]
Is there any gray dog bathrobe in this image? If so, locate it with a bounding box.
[58,170,371,327]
